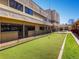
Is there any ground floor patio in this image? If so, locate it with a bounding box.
[0,16,52,43]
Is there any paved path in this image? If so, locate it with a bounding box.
[0,37,35,47]
[58,31,79,59]
[57,33,68,59]
[0,34,48,50]
[71,32,79,45]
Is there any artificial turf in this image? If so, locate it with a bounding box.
[62,33,79,59]
[0,33,66,59]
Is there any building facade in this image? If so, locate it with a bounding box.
[0,0,59,43]
[45,9,60,31]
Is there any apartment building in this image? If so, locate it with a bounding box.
[0,0,60,43]
[0,0,54,43]
[45,9,60,31]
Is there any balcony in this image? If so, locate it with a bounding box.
[16,0,48,18]
[0,4,52,26]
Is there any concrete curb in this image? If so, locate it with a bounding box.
[57,31,79,59]
[57,33,68,59]
[70,32,79,45]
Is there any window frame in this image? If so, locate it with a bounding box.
[9,0,23,12]
[25,7,33,15]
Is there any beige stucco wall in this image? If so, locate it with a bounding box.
[28,31,35,37]
[51,11,60,23]
[0,0,8,6]
[33,12,45,20]
[35,25,40,31]
[16,0,47,17]
[0,31,18,42]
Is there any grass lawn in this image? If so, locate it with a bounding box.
[62,33,79,59]
[0,33,66,59]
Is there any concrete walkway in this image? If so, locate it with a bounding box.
[71,32,79,45]
[57,33,68,59]
[57,31,79,59]
[0,34,49,50]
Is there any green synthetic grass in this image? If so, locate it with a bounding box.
[62,34,79,59]
[0,33,66,59]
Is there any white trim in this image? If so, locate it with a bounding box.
[71,32,79,45]
[58,33,67,59]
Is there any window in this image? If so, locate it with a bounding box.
[25,7,29,13]
[1,23,10,32]
[9,0,16,8]
[27,26,35,30]
[1,23,22,32]
[15,2,23,11]
[28,9,33,15]
[25,7,33,15]
[9,0,23,11]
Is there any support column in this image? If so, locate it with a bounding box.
[44,26,47,33]
[0,22,1,47]
[49,26,52,33]
[44,26,46,30]
[8,0,9,6]
[23,5,25,13]
[23,25,25,38]
[35,25,40,35]
[47,26,49,31]
[35,25,40,31]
